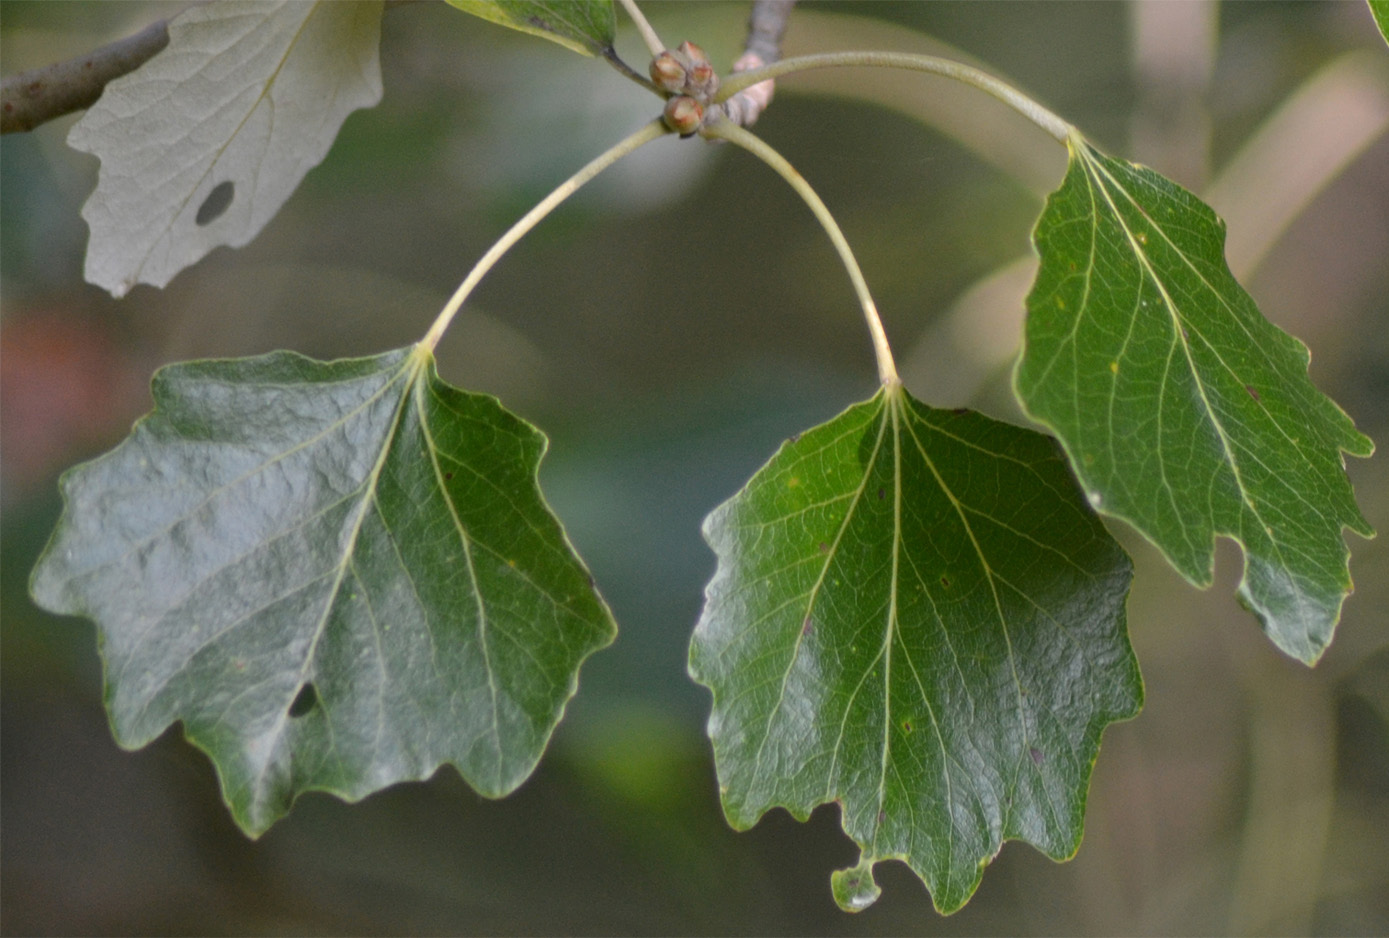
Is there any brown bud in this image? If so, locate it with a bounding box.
[689,60,717,95]
[662,95,704,135]
[678,41,710,66]
[649,51,686,93]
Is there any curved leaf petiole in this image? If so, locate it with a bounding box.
[717,51,1074,144]
[617,0,666,59]
[701,118,900,386]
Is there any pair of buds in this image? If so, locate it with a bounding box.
[651,41,718,135]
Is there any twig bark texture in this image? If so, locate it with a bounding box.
[2,19,170,134]
[723,0,795,128]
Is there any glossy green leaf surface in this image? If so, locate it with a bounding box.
[30,346,615,836]
[689,386,1141,914]
[445,0,615,57]
[1015,139,1374,664]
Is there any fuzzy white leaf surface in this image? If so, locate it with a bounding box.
[69,1,384,298]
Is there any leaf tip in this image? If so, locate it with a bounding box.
[1349,428,1376,461]
[830,858,881,913]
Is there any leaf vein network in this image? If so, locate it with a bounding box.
[88,358,411,586]
[1081,151,1296,584]
[414,373,505,784]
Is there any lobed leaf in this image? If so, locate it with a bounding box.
[30,346,615,836]
[69,0,384,297]
[445,0,616,58]
[1015,138,1374,664]
[690,386,1141,913]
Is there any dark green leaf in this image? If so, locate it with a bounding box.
[1014,139,1374,664]
[30,347,615,836]
[689,386,1141,914]
[445,0,615,57]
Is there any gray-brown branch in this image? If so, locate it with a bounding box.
[0,1,424,136]
[1,19,170,134]
[743,0,795,65]
[723,0,795,127]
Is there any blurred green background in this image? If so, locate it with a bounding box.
[3,1,1387,933]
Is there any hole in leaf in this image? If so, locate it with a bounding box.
[196,181,235,226]
[288,683,318,718]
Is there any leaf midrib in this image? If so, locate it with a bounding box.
[1079,149,1293,586]
[896,396,1031,832]
[247,349,426,804]
[110,355,413,717]
[748,399,888,799]
[415,362,506,790]
[132,1,329,286]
